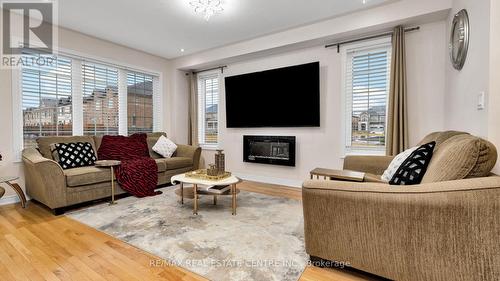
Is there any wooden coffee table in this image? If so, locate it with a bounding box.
[95,160,121,205]
[171,173,241,215]
[310,168,365,182]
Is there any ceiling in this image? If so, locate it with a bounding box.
[57,0,391,59]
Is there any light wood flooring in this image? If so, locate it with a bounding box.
[0,181,381,281]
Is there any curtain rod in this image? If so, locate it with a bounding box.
[190,65,227,75]
[325,26,420,53]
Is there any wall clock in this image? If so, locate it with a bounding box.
[449,9,470,70]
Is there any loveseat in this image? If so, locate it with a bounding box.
[22,132,201,214]
[302,131,500,280]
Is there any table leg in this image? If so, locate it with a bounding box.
[180,182,184,204]
[213,195,217,205]
[109,166,116,205]
[6,181,26,208]
[193,184,198,215]
[232,184,236,215]
[310,173,313,179]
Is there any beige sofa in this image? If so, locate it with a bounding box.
[302,131,500,280]
[22,132,201,214]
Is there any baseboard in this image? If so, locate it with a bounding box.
[232,172,302,188]
[0,195,20,206]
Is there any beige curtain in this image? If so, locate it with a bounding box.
[386,26,409,156]
[188,72,199,146]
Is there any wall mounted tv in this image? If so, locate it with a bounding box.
[225,61,320,128]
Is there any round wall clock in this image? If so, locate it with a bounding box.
[449,9,470,70]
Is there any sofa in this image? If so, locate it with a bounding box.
[22,132,201,214]
[302,131,500,281]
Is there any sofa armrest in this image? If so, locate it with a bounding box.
[303,176,500,193]
[302,176,500,280]
[343,155,394,174]
[175,144,202,170]
[22,148,67,208]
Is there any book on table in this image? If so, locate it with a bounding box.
[206,185,230,194]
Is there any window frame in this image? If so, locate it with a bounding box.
[340,37,392,156]
[197,70,221,150]
[12,48,163,161]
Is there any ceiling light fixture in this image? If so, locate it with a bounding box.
[190,0,223,21]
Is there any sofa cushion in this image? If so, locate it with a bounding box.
[418,130,469,148]
[51,142,97,169]
[152,135,177,158]
[64,166,113,187]
[37,136,97,160]
[147,132,167,159]
[422,135,497,183]
[164,157,193,170]
[389,142,436,185]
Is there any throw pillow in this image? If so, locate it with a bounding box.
[52,142,97,169]
[389,141,436,185]
[381,146,418,182]
[152,135,177,158]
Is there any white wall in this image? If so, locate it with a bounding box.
[488,0,500,173]
[197,21,447,186]
[0,25,171,200]
[444,0,491,137]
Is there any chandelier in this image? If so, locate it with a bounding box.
[190,0,224,21]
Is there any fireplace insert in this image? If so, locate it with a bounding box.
[243,136,296,166]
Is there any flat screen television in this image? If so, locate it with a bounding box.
[225,61,320,128]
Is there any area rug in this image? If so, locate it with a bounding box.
[67,185,307,281]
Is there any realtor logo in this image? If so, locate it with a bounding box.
[1,0,57,68]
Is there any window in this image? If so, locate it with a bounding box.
[17,51,161,154]
[127,71,153,134]
[197,72,220,147]
[22,53,72,148]
[82,62,119,136]
[343,39,391,153]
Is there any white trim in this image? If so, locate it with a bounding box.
[232,172,302,188]
[0,195,24,206]
[72,59,83,135]
[11,68,23,162]
[153,75,162,131]
[197,70,221,147]
[118,69,128,135]
[13,46,165,157]
[340,37,392,156]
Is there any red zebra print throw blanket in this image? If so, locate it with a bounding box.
[97,133,161,197]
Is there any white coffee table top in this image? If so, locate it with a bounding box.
[171,173,241,186]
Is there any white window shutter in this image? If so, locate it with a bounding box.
[72,59,83,135]
[153,76,161,132]
[118,69,128,136]
[344,42,391,153]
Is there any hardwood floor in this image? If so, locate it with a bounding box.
[0,181,379,281]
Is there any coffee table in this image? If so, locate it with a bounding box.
[0,176,27,208]
[171,173,241,215]
[95,160,121,205]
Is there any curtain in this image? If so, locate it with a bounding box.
[386,26,409,156]
[188,72,199,146]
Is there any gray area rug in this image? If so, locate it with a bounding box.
[68,185,307,281]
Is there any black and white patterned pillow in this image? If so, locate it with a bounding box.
[389,141,436,185]
[53,142,97,169]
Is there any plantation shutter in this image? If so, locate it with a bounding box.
[127,71,154,134]
[82,62,119,136]
[21,53,72,148]
[197,73,219,146]
[345,45,391,151]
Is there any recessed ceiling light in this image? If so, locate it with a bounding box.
[180,48,185,52]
